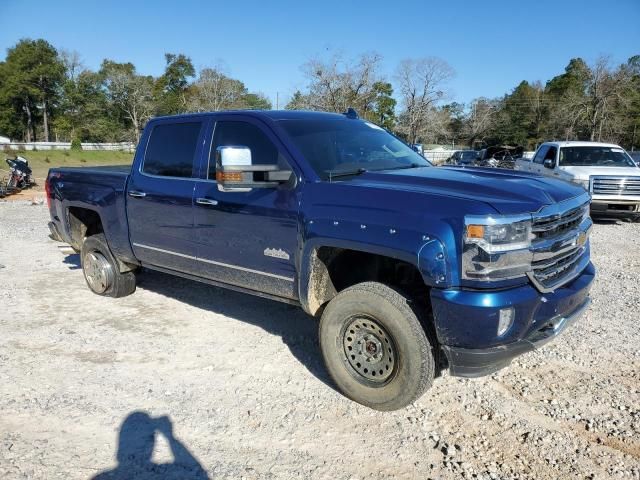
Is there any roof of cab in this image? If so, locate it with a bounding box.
[151,110,349,122]
[541,140,623,148]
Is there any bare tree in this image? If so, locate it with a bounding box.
[188,66,246,112]
[586,56,632,141]
[394,57,454,144]
[101,61,153,143]
[464,98,498,147]
[59,49,84,81]
[301,52,385,115]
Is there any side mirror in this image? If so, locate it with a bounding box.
[543,158,555,169]
[216,146,293,191]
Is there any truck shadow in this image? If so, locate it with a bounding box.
[91,411,209,479]
[134,268,336,393]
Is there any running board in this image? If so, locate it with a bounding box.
[141,263,301,307]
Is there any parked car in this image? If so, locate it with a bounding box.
[515,141,640,220]
[448,150,479,166]
[477,145,523,169]
[46,110,594,411]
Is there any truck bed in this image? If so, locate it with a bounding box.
[47,164,134,264]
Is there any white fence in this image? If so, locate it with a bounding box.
[0,141,136,152]
[423,150,454,165]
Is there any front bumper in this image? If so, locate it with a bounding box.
[432,262,595,377]
[442,296,590,377]
[590,199,640,219]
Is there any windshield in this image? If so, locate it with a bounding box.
[278,117,431,179]
[559,146,636,167]
[460,151,477,160]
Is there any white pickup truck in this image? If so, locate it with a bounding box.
[515,141,640,220]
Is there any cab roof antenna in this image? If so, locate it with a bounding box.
[343,108,359,119]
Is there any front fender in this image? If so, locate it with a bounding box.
[297,217,452,314]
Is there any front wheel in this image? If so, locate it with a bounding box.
[319,282,435,411]
[81,233,136,298]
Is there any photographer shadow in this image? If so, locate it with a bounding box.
[92,411,209,480]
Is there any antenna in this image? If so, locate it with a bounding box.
[343,108,359,119]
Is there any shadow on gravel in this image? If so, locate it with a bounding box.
[92,411,209,480]
[134,268,336,393]
[64,253,81,270]
[591,216,636,225]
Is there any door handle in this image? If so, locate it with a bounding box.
[196,197,219,206]
[128,190,146,198]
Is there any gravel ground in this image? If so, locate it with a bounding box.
[0,201,639,479]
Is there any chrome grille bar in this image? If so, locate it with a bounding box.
[591,176,640,196]
[528,193,592,292]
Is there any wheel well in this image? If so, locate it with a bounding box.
[306,247,430,316]
[67,207,103,251]
[306,246,445,375]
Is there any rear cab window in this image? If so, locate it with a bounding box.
[142,122,203,178]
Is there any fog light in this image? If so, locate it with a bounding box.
[497,307,514,337]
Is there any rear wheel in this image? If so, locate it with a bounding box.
[81,233,136,298]
[319,282,435,411]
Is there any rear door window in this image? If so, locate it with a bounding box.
[143,122,203,178]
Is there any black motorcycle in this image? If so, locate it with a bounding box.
[5,155,34,190]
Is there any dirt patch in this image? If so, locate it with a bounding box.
[0,204,638,479]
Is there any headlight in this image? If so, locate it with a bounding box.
[577,179,590,191]
[462,215,533,281]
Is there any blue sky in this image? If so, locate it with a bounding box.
[1,0,639,107]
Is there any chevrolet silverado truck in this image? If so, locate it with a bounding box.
[46,110,595,411]
[515,141,640,220]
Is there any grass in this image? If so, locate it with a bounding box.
[2,150,134,183]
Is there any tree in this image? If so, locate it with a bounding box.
[240,92,271,110]
[545,58,591,140]
[100,60,154,142]
[0,38,64,141]
[56,69,125,142]
[285,90,310,110]
[187,66,271,112]
[464,98,499,148]
[394,57,454,144]
[498,81,547,148]
[154,53,195,115]
[300,52,386,115]
[368,82,396,129]
[585,56,631,142]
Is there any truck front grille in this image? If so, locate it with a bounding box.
[528,198,591,292]
[591,176,640,196]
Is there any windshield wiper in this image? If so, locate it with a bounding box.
[373,163,425,172]
[327,168,368,181]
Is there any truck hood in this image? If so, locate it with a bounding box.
[346,166,585,215]
[559,165,640,179]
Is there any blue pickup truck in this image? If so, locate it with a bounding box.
[46,110,595,411]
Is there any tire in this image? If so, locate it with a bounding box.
[81,233,136,298]
[319,281,435,411]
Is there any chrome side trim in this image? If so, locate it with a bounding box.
[131,242,295,282]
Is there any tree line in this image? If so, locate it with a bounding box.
[1,38,638,151]
[0,39,270,143]
[287,52,640,150]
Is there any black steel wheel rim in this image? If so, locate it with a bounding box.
[342,315,397,385]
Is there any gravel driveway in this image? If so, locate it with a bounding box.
[0,202,638,479]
